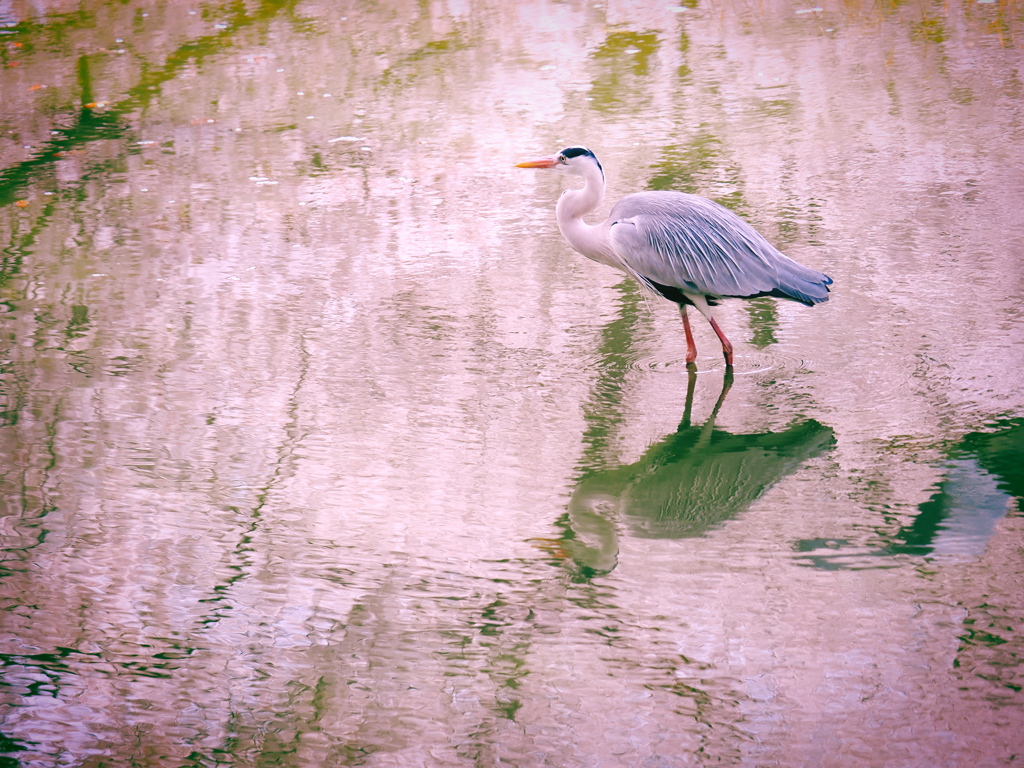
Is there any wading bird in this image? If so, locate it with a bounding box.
[516,146,832,367]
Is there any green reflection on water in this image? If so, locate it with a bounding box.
[381,32,469,87]
[564,368,835,575]
[744,296,778,349]
[1,0,1023,762]
[649,130,749,214]
[0,0,298,205]
[576,280,647,470]
[589,30,660,111]
[890,419,1024,557]
[913,16,949,44]
[798,419,1024,568]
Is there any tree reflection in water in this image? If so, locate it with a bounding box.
[891,419,1024,559]
[796,419,1024,567]
[555,369,836,575]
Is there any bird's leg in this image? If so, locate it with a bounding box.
[686,293,734,368]
[707,316,734,367]
[679,305,698,363]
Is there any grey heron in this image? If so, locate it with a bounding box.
[516,146,833,367]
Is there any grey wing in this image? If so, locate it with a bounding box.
[608,192,831,304]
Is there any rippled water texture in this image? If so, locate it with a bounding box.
[2,0,1024,765]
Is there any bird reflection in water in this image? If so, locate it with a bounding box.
[542,369,836,576]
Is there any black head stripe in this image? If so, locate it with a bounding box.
[559,146,603,177]
[560,146,593,159]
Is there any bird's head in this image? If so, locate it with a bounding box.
[515,146,604,180]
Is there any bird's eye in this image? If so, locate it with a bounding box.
[558,155,567,164]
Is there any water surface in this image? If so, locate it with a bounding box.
[2,1,1023,765]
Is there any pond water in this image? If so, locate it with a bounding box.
[1,0,1023,765]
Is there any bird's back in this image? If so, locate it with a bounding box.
[608,191,832,305]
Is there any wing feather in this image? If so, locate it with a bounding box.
[608,191,803,300]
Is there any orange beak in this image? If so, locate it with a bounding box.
[515,156,558,169]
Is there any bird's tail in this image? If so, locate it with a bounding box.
[774,256,833,306]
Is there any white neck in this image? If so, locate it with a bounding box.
[555,162,618,268]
